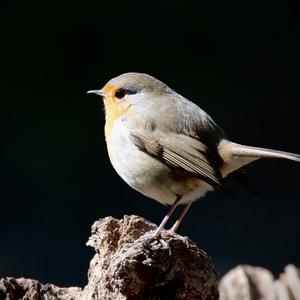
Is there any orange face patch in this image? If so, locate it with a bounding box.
[101,83,116,97]
[101,84,133,140]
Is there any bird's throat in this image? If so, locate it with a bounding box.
[104,97,133,142]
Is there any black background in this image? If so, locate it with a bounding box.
[1,1,300,288]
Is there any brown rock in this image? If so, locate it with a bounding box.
[0,277,81,300]
[80,215,219,300]
[219,264,300,300]
[0,215,219,300]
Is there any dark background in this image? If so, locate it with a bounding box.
[1,1,300,288]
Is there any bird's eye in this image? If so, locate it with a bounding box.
[115,88,138,99]
[115,89,126,99]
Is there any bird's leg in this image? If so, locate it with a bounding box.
[169,202,192,234]
[152,195,182,238]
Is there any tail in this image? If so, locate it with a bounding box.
[218,139,300,177]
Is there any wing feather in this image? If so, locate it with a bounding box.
[130,130,223,189]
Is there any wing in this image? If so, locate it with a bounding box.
[129,129,224,190]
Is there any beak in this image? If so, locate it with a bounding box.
[86,90,104,97]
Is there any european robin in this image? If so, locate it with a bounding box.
[88,72,300,237]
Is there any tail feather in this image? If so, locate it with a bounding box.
[227,141,300,162]
[218,139,300,177]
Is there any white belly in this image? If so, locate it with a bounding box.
[106,118,213,205]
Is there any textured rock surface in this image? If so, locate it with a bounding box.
[0,215,219,300]
[80,215,219,300]
[1,215,299,300]
[219,264,300,300]
[0,277,81,300]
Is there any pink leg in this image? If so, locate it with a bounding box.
[152,195,182,238]
[169,202,192,234]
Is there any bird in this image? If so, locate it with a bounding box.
[87,72,300,238]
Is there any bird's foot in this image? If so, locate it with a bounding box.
[151,228,163,239]
[138,229,171,253]
[139,228,164,241]
[167,228,177,236]
[165,229,190,248]
[150,229,169,248]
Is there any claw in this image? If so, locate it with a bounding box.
[151,228,163,239]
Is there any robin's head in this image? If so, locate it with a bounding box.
[87,72,171,107]
[87,73,173,133]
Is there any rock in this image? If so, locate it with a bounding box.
[0,215,219,300]
[219,264,300,300]
[0,277,81,300]
[80,215,219,300]
[2,215,298,299]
